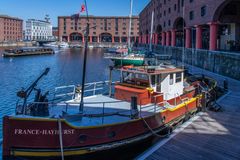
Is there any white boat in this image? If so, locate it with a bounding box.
[58,42,69,48]
[88,45,94,49]
[43,42,58,48]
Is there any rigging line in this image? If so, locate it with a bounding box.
[58,119,65,160]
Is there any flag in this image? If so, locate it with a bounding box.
[80,4,85,13]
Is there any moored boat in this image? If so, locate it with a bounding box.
[2,64,216,159]
[59,42,69,49]
[104,52,145,66]
[2,47,54,57]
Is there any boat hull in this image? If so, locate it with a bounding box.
[2,95,201,159]
[112,59,144,66]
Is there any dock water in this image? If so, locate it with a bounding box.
[137,64,240,160]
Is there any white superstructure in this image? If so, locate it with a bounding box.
[25,19,52,41]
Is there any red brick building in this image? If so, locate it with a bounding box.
[52,27,59,40]
[139,0,240,51]
[58,16,139,43]
[0,15,23,42]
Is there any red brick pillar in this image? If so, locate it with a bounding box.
[120,37,122,43]
[97,36,100,43]
[112,37,115,43]
[209,22,218,51]
[138,36,141,44]
[155,34,158,45]
[171,29,176,46]
[196,25,202,49]
[89,36,92,43]
[166,31,171,46]
[82,36,85,43]
[185,28,191,48]
[162,32,166,46]
[151,34,154,44]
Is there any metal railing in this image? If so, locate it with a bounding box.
[53,81,118,102]
[18,99,134,125]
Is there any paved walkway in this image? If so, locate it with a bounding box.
[137,65,240,160]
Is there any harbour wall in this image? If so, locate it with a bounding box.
[143,45,240,80]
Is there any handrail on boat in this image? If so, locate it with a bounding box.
[54,81,118,100]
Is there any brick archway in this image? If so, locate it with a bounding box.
[173,17,186,47]
[99,33,112,43]
[213,0,240,51]
[69,32,83,42]
[156,25,162,44]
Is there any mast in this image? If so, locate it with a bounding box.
[128,0,133,51]
[149,11,154,52]
[79,0,90,113]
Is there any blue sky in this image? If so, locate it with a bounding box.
[0,0,150,27]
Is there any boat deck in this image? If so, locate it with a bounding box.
[62,95,166,127]
[18,95,167,127]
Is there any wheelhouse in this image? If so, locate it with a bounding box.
[115,65,185,104]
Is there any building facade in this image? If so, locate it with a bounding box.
[58,16,139,43]
[139,0,240,51]
[52,27,59,40]
[0,15,23,42]
[25,19,53,41]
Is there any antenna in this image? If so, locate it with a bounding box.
[45,14,50,22]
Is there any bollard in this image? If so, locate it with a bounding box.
[131,96,138,119]
[223,79,228,91]
[201,92,207,112]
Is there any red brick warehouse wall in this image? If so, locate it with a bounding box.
[58,16,140,44]
[139,0,240,51]
[0,15,23,42]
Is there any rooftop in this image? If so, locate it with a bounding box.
[58,15,139,19]
[120,65,184,75]
[0,15,23,21]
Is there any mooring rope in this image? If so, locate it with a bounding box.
[58,119,64,160]
[140,116,171,138]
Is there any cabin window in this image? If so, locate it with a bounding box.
[157,75,161,83]
[151,75,156,85]
[176,72,182,83]
[169,74,174,85]
[122,72,134,84]
[122,72,149,87]
[135,73,149,87]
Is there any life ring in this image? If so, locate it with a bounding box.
[146,87,154,94]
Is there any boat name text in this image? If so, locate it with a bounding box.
[14,129,75,135]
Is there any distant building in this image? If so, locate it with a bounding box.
[52,27,59,40]
[0,15,23,42]
[58,15,139,43]
[25,19,53,41]
[139,0,240,51]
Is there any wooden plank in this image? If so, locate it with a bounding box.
[140,91,240,160]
